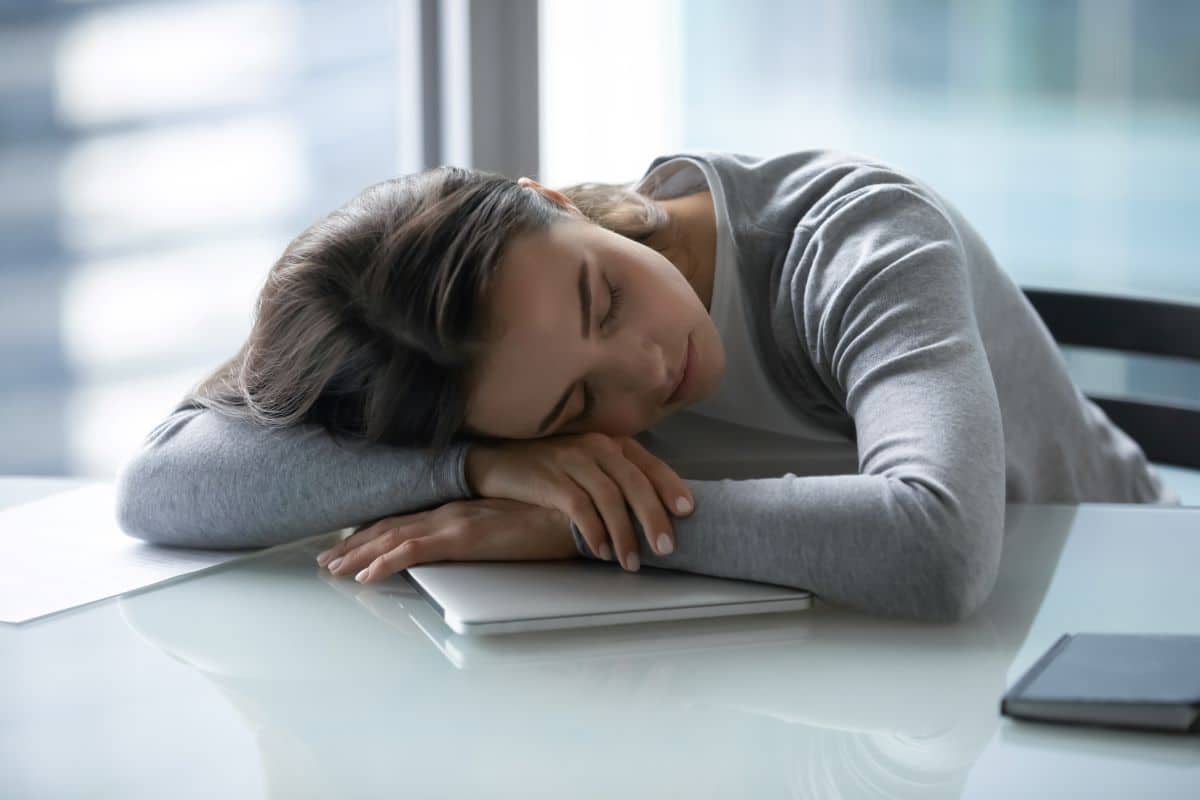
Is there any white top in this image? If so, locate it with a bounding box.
[632,158,860,482]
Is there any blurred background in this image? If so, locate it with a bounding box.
[2,0,1198,479]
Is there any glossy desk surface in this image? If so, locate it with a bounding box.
[3,478,1198,799]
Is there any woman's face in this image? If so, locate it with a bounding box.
[464,207,725,440]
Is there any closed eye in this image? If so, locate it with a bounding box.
[602,279,623,328]
[567,279,623,432]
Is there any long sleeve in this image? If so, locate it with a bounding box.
[573,184,1007,622]
[115,399,476,549]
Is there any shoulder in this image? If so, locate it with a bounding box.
[659,148,951,239]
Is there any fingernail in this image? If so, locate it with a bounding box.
[657,533,673,555]
[675,497,692,514]
[598,543,613,561]
[316,552,332,567]
[625,552,640,572]
[355,568,369,583]
[328,557,343,572]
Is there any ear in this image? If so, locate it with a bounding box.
[518,176,583,217]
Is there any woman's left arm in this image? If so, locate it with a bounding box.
[573,183,1007,622]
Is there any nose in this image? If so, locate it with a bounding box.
[610,328,668,393]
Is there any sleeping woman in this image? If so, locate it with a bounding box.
[115,149,1177,622]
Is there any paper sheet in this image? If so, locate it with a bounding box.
[1,483,263,623]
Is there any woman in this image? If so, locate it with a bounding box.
[115,149,1176,622]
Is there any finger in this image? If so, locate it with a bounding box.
[554,483,615,563]
[599,449,675,557]
[317,520,384,566]
[568,463,640,572]
[312,530,349,565]
[357,530,456,584]
[317,513,424,567]
[328,524,421,577]
[620,437,693,516]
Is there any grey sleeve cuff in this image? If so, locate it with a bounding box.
[439,438,476,499]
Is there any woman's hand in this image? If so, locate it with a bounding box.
[464,433,693,573]
[315,498,578,585]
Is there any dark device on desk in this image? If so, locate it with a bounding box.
[1001,633,1200,734]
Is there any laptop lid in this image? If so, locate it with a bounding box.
[404,560,813,636]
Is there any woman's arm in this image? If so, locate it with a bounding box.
[115,400,475,549]
[574,184,1007,622]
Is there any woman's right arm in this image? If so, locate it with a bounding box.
[115,400,475,549]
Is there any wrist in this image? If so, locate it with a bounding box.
[464,444,493,496]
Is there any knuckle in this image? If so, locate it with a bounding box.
[613,434,641,452]
[361,519,389,539]
[563,489,592,517]
[441,501,470,519]
[619,435,652,461]
[579,431,617,453]
[399,538,419,554]
[442,520,469,540]
[595,479,623,505]
[624,460,655,489]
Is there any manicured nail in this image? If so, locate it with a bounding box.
[657,533,673,555]
[316,552,332,567]
[599,543,613,561]
[355,568,369,583]
[675,497,692,514]
[625,552,640,572]
[328,557,343,572]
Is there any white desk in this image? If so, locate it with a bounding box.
[3,478,1198,798]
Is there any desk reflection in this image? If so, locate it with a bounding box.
[118,506,1074,799]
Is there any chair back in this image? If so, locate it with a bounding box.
[1022,288,1200,469]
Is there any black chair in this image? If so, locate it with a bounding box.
[1022,287,1200,470]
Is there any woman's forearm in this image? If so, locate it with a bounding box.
[572,470,1004,622]
[115,402,475,549]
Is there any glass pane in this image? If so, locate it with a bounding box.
[0,0,405,476]
[541,0,1200,302]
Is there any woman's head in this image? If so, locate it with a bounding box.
[191,164,724,452]
[465,177,723,439]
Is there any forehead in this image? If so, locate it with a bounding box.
[466,222,588,434]
[488,220,584,334]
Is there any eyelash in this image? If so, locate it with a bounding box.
[573,279,622,429]
[602,280,624,328]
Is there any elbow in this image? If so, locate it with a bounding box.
[917,556,997,623]
[114,454,190,547]
[114,456,159,543]
[912,514,1003,623]
[891,479,1004,623]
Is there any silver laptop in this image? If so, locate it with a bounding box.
[403,560,813,636]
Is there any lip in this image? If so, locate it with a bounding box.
[665,335,695,406]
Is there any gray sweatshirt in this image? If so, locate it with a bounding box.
[115,149,1173,622]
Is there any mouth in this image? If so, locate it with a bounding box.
[665,335,693,406]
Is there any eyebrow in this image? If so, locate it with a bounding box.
[536,258,591,435]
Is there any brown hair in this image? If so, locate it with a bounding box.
[187,166,669,464]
